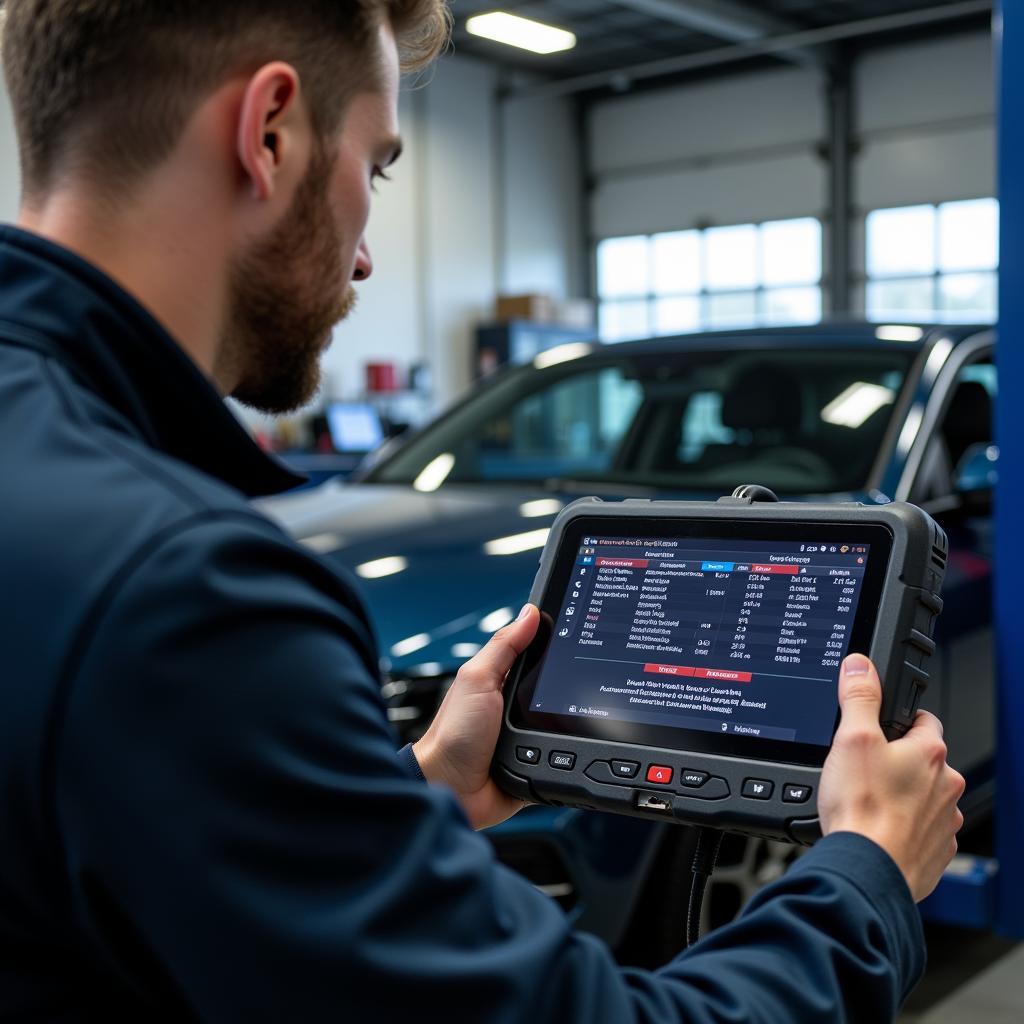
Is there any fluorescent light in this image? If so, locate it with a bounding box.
[452,642,482,658]
[484,527,550,556]
[355,556,409,580]
[821,383,895,429]
[301,532,345,554]
[391,633,431,657]
[519,498,563,518]
[875,325,924,342]
[413,452,455,492]
[479,607,515,633]
[467,12,576,55]
[534,342,592,369]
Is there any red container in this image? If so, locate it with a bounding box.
[365,362,399,392]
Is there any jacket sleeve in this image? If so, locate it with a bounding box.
[56,514,925,1023]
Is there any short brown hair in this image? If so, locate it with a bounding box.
[0,0,450,198]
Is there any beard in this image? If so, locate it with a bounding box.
[226,143,357,414]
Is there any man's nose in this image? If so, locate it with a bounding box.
[353,238,373,281]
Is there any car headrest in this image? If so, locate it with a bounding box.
[943,380,993,452]
[722,364,802,431]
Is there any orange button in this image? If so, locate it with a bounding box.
[646,764,673,785]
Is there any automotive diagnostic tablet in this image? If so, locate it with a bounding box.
[493,495,946,844]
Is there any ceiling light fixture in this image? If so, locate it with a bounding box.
[467,12,576,55]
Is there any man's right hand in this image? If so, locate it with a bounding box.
[818,653,966,902]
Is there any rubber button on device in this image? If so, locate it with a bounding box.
[549,751,576,771]
[782,784,812,803]
[611,760,639,779]
[516,746,541,766]
[681,769,709,788]
[646,764,673,785]
[742,778,774,800]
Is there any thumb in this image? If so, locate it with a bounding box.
[458,604,539,692]
[836,654,884,733]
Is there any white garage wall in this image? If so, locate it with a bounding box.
[856,31,995,210]
[501,92,582,299]
[0,74,19,222]
[0,55,581,410]
[586,30,994,310]
[589,66,828,240]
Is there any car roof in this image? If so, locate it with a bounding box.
[589,322,993,359]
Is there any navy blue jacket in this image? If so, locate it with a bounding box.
[0,225,926,1021]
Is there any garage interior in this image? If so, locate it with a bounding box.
[1,1,1020,1020]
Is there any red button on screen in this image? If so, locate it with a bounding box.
[646,764,673,785]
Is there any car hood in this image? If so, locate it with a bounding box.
[257,481,574,677]
[257,479,870,678]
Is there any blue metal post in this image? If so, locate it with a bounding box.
[996,0,1024,940]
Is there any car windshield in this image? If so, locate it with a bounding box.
[369,346,916,495]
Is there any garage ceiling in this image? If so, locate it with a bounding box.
[448,0,993,95]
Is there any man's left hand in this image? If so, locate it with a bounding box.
[413,604,539,829]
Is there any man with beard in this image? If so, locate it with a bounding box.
[0,1,964,1021]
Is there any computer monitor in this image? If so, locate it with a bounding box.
[325,402,385,454]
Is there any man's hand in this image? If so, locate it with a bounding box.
[819,654,966,901]
[413,604,540,830]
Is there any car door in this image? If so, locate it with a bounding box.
[899,334,996,820]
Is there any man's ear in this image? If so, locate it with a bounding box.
[236,62,304,202]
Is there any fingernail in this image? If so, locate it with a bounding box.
[517,604,531,621]
[843,654,870,676]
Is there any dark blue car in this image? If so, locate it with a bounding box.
[259,323,996,961]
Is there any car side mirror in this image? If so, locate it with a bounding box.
[953,443,998,514]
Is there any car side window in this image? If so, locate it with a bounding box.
[913,356,996,502]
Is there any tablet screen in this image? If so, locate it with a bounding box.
[511,518,892,766]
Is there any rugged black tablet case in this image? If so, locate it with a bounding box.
[493,495,946,844]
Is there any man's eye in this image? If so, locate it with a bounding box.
[371,168,392,193]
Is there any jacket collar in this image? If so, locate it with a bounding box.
[0,225,304,497]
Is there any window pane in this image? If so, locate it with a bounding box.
[866,277,936,321]
[761,218,822,286]
[706,290,757,329]
[938,198,999,273]
[653,295,701,335]
[867,205,937,278]
[652,230,701,294]
[705,224,758,290]
[599,300,650,342]
[937,271,998,321]
[761,286,822,326]
[597,236,650,298]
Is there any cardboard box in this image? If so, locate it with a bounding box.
[495,293,556,323]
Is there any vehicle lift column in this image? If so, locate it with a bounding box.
[995,0,1024,940]
[918,4,1020,937]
